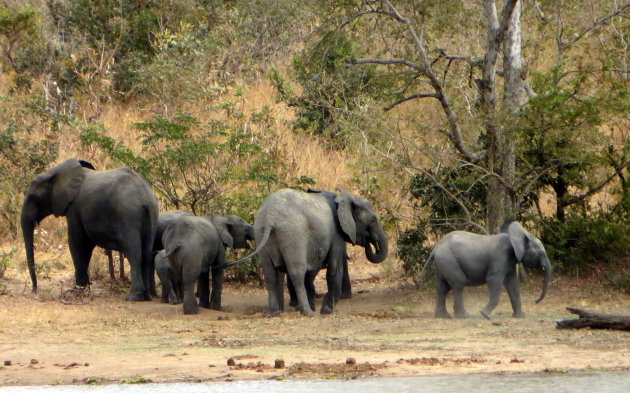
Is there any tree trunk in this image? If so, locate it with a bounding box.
[556,308,630,331]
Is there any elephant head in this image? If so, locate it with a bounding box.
[335,187,388,263]
[21,158,88,292]
[507,221,553,303]
[210,216,254,250]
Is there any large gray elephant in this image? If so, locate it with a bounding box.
[250,187,388,317]
[21,158,158,300]
[430,220,552,319]
[161,215,254,314]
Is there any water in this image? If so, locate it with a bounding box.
[2,372,629,393]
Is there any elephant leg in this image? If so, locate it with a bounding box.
[435,278,452,318]
[321,266,342,315]
[480,278,503,319]
[305,270,318,312]
[209,268,224,311]
[156,268,171,303]
[261,255,283,316]
[340,254,352,299]
[504,271,525,318]
[67,227,95,288]
[287,274,298,308]
[452,285,469,318]
[198,271,211,309]
[182,281,199,315]
[124,241,150,301]
[285,262,313,317]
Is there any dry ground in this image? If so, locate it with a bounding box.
[0,257,628,387]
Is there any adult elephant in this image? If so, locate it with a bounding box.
[21,158,158,301]
[251,187,388,317]
[430,219,552,319]
[160,215,254,314]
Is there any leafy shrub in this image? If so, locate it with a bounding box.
[396,221,434,288]
[540,214,630,275]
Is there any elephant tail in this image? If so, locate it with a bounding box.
[414,250,434,289]
[163,245,181,259]
[213,225,273,270]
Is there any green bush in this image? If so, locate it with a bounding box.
[396,221,434,288]
[540,214,630,275]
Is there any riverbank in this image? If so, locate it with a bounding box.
[0,262,628,386]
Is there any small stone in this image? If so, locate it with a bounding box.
[227,357,236,366]
[4,360,11,366]
[492,320,502,326]
[274,359,285,369]
[30,359,38,365]
[346,357,356,365]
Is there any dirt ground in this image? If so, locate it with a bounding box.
[0,257,629,387]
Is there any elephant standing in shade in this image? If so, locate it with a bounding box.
[249,187,388,316]
[21,158,158,300]
[161,215,254,314]
[430,220,552,319]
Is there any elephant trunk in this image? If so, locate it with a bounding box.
[20,206,37,293]
[365,227,388,263]
[535,256,552,304]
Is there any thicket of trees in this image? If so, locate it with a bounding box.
[0,1,628,287]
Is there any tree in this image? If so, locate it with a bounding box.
[314,0,629,232]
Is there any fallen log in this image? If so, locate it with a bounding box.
[556,307,630,331]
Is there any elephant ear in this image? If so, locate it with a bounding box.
[212,216,234,249]
[335,187,357,244]
[49,159,86,217]
[507,221,531,262]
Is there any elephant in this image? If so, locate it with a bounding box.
[153,210,194,252]
[21,158,158,301]
[247,187,388,317]
[430,219,552,319]
[155,251,181,304]
[161,215,254,314]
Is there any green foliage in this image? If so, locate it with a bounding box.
[271,30,389,148]
[121,376,152,384]
[408,165,487,233]
[0,247,18,279]
[0,4,48,84]
[0,95,67,238]
[540,214,630,275]
[396,221,433,288]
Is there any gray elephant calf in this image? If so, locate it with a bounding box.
[155,251,181,304]
[430,220,552,319]
[161,215,254,314]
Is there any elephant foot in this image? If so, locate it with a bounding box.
[454,310,470,319]
[300,308,315,317]
[183,303,199,315]
[264,310,282,317]
[288,299,298,308]
[126,290,150,301]
[512,311,526,318]
[320,304,333,315]
[480,309,492,320]
[435,310,452,319]
[210,305,223,312]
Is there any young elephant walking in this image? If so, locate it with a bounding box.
[430,220,552,319]
[161,215,254,314]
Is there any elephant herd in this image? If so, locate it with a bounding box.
[21,158,552,319]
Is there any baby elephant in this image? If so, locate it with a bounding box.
[155,251,181,304]
[430,220,552,319]
[161,215,254,314]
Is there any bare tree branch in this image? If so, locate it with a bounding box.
[383,93,439,111]
[350,57,424,71]
[567,2,630,47]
